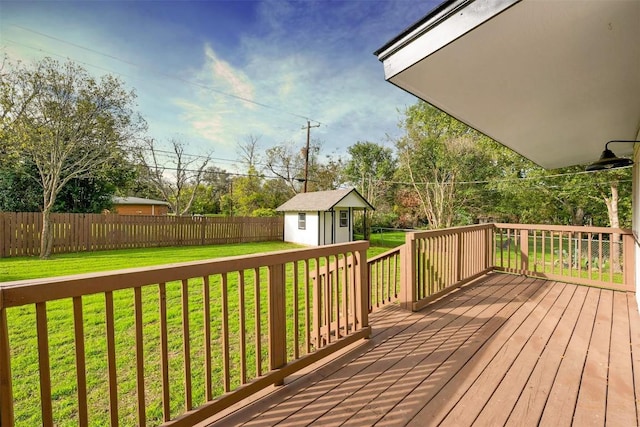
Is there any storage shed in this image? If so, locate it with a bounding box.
[112,196,171,216]
[276,188,374,246]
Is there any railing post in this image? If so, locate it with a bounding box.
[268,263,286,385]
[623,234,635,290]
[401,234,417,311]
[0,290,14,427]
[520,229,529,273]
[355,246,370,334]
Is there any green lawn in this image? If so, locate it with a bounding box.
[0,242,301,283]
[1,241,387,426]
[354,229,408,249]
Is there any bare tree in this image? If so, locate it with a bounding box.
[134,138,212,215]
[265,142,305,195]
[1,57,145,258]
[237,134,262,171]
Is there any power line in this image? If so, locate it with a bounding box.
[381,165,633,187]
[5,26,324,125]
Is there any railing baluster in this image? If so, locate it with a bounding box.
[238,271,247,384]
[304,260,311,354]
[221,274,230,393]
[180,279,192,411]
[254,268,261,377]
[133,288,145,427]
[105,291,118,427]
[268,263,286,384]
[313,258,321,348]
[325,256,332,344]
[159,283,170,422]
[72,296,89,427]
[342,253,348,335]
[292,262,299,360]
[334,255,340,341]
[203,276,212,401]
[36,302,53,426]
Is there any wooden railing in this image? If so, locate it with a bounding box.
[1,223,636,425]
[494,223,635,292]
[0,241,370,427]
[401,224,494,311]
[368,247,401,311]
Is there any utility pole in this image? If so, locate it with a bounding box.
[302,120,320,192]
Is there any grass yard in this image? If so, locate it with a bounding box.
[1,241,386,426]
[0,241,301,283]
[354,229,409,249]
[495,233,624,283]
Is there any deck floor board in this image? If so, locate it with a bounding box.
[207,273,640,427]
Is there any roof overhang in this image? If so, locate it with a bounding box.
[375,0,640,169]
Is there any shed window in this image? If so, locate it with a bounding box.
[339,211,348,227]
[298,213,306,230]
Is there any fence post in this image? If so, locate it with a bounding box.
[520,229,529,273]
[268,263,286,385]
[354,245,370,333]
[400,233,417,311]
[623,234,635,290]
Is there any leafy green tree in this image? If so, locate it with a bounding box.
[344,141,396,226]
[0,160,41,211]
[262,178,293,211]
[1,57,145,258]
[395,102,499,228]
[309,155,345,191]
[231,165,265,216]
[163,166,231,216]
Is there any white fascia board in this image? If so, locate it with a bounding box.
[377,0,520,80]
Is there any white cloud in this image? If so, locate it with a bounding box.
[204,44,255,108]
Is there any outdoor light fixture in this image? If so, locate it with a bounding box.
[585,140,639,172]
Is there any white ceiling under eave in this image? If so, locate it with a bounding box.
[375,0,640,170]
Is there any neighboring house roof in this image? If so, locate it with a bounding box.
[112,196,170,206]
[276,188,374,212]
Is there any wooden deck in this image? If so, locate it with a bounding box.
[205,273,640,426]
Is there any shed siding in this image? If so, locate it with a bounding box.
[334,192,371,209]
[284,211,319,245]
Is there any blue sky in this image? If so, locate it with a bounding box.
[0,0,440,173]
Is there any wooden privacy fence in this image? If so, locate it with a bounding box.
[0,213,284,258]
[0,241,370,427]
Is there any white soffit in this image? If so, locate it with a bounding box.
[377,0,640,169]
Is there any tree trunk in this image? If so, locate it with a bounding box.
[40,208,54,259]
[604,182,621,273]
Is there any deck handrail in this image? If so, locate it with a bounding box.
[493,223,635,292]
[0,223,636,425]
[368,246,402,311]
[401,224,494,311]
[0,241,370,427]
